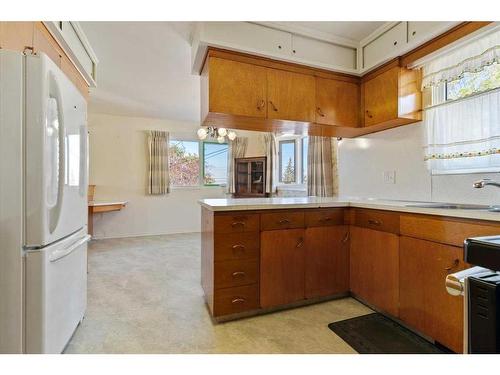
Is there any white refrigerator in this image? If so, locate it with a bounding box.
[0,50,89,353]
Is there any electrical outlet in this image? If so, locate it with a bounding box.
[383,171,396,184]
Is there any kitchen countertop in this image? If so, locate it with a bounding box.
[198,197,500,222]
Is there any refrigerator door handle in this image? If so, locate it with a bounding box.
[49,235,90,263]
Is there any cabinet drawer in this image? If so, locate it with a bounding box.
[214,232,259,262]
[305,208,345,227]
[400,214,500,247]
[363,22,406,69]
[213,284,259,317]
[214,212,260,233]
[260,211,305,231]
[214,259,259,289]
[353,209,400,234]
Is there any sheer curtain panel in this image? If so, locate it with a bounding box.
[148,130,170,195]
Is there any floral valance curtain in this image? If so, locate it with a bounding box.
[422,27,500,173]
[422,29,500,89]
[148,130,170,195]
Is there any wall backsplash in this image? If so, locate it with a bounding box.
[338,122,500,205]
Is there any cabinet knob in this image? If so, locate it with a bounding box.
[342,232,350,243]
[412,31,416,36]
[231,221,246,227]
[269,101,279,112]
[232,271,246,278]
[278,218,291,225]
[232,244,246,252]
[445,259,460,272]
[278,45,282,50]
[293,49,296,54]
[296,237,304,248]
[393,41,398,46]
[231,297,246,304]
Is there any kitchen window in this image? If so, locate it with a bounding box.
[168,140,200,187]
[202,142,228,186]
[418,28,500,174]
[279,140,296,183]
[277,136,308,186]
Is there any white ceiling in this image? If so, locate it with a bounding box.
[80,21,200,122]
[80,21,387,122]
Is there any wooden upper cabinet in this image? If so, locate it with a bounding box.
[315,77,359,127]
[0,22,34,51]
[362,63,422,128]
[267,69,315,122]
[350,226,399,317]
[400,237,467,353]
[208,57,267,118]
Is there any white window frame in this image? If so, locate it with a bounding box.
[276,135,307,190]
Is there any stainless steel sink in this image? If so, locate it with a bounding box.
[405,203,500,212]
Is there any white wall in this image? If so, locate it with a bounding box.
[88,112,226,239]
[338,122,500,205]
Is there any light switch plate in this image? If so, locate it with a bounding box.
[383,170,396,184]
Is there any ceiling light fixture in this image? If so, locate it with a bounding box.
[197,126,236,143]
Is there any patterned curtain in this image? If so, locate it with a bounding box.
[307,136,339,197]
[226,137,248,194]
[263,133,277,195]
[147,130,170,195]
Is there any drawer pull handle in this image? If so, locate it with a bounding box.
[316,107,326,117]
[269,101,279,112]
[232,298,246,304]
[232,271,246,278]
[368,219,381,226]
[231,221,246,227]
[445,259,460,272]
[296,237,304,248]
[278,219,291,225]
[257,99,265,110]
[232,244,246,252]
[342,232,349,243]
[366,110,373,119]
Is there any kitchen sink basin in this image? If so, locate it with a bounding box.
[405,203,500,212]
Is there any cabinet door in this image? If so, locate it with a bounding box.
[362,22,406,70]
[315,78,359,127]
[350,226,399,317]
[0,22,34,51]
[209,57,267,118]
[260,229,305,308]
[305,226,349,299]
[363,67,399,126]
[267,69,315,122]
[400,237,466,353]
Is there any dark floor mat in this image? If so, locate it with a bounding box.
[328,313,451,354]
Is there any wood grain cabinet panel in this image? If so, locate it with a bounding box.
[260,211,305,231]
[213,284,259,317]
[305,226,349,298]
[363,67,399,126]
[350,226,399,317]
[214,259,259,289]
[260,229,305,308]
[214,232,259,262]
[400,236,467,353]
[214,212,260,233]
[353,208,400,234]
[0,22,34,51]
[305,208,345,227]
[267,69,316,122]
[315,77,359,127]
[208,57,267,118]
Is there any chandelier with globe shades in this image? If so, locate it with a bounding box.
[197,126,236,143]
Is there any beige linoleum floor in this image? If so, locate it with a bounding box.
[65,233,372,354]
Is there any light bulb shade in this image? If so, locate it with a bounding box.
[217,127,227,137]
[228,131,237,141]
[197,128,208,139]
[217,136,225,144]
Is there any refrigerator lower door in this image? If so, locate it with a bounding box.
[25,228,89,353]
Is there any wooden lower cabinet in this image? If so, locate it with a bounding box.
[350,226,399,317]
[304,226,349,298]
[260,229,305,308]
[400,236,467,353]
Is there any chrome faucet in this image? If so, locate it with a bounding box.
[473,178,500,189]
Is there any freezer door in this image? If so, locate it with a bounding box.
[25,228,89,353]
[25,53,88,247]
